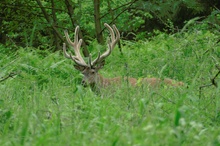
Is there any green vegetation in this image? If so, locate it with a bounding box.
[1,0,220,50]
[1,27,219,145]
[1,0,219,145]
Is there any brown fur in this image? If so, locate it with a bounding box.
[92,73,184,89]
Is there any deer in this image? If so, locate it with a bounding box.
[63,23,184,93]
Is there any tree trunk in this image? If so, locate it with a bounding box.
[107,0,114,23]
[64,0,89,57]
[51,0,61,51]
[36,0,64,44]
[94,0,104,44]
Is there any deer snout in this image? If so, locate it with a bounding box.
[81,80,88,87]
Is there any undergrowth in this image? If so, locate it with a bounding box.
[0,29,219,146]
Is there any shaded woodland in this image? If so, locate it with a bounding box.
[0,0,219,54]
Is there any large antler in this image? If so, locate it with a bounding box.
[63,23,120,68]
[91,23,120,66]
[63,26,88,67]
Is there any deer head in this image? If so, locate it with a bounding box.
[63,23,120,88]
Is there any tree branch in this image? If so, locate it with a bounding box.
[1,2,65,12]
[100,0,138,19]
[199,65,220,98]
[64,0,89,57]
[51,0,61,50]
[100,0,137,33]
[35,0,65,44]
[0,72,18,83]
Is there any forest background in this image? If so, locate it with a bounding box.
[1,0,219,52]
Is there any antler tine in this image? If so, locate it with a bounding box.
[63,27,88,67]
[112,24,120,48]
[69,54,88,67]
[91,23,120,66]
[63,42,88,67]
[88,54,93,68]
[90,52,101,66]
[63,43,71,59]
[105,23,115,42]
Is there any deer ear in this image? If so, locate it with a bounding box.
[96,60,105,70]
[74,65,85,71]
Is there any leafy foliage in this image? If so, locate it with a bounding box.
[1,0,219,49]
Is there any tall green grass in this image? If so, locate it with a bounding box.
[0,29,219,145]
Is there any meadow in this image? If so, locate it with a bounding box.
[0,29,220,146]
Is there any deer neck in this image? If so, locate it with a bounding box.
[89,73,103,92]
[98,74,114,88]
[90,73,110,92]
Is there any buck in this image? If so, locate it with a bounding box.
[63,23,184,92]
